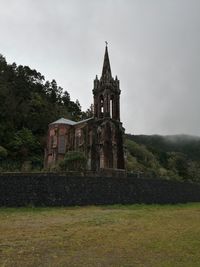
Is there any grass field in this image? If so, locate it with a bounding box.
[0,204,200,267]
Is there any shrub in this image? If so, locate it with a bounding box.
[59,151,87,171]
[0,146,8,160]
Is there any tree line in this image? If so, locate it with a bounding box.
[0,54,92,170]
[126,134,200,183]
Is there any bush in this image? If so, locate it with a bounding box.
[59,151,87,171]
[0,146,8,160]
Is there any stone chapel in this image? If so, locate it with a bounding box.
[44,45,125,171]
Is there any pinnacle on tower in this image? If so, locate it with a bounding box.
[101,45,112,78]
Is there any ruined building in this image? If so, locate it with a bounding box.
[44,45,125,171]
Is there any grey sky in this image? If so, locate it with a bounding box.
[0,0,200,135]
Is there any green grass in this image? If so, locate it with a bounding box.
[0,203,200,267]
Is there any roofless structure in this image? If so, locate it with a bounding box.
[44,45,125,171]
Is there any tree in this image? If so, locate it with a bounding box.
[167,152,188,180]
[10,128,41,161]
[81,104,94,119]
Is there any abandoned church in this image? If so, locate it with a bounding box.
[44,46,125,171]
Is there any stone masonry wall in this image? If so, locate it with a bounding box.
[1,173,200,206]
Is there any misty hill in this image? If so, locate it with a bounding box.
[125,134,200,182]
[126,134,200,161]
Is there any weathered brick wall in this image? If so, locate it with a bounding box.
[0,173,200,206]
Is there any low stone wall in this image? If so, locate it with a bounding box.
[0,173,200,206]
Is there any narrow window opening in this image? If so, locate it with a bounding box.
[101,101,104,113]
[100,96,104,116]
[110,99,112,118]
[110,97,114,118]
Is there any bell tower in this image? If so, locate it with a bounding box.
[92,45,125,170]
[93,45,121,121]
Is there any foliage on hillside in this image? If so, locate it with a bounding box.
[1,53,200,180]
[0,54,91,170]
[125,134,200,182]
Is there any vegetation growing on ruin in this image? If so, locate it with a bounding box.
[59,151,87,171]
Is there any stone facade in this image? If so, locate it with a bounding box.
[44,46,125,171]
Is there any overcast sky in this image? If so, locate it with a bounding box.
[0,0,200,135]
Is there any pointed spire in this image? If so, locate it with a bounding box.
[101,43,112,78]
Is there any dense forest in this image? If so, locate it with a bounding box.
[0,54,92,170]
[0,54,200,183]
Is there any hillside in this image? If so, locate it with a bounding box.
[125,134,200,182]
[0,54,91,170]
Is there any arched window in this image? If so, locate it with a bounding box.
[110,96,114,118]
[99,95,104,116]
[58,135,66,154]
